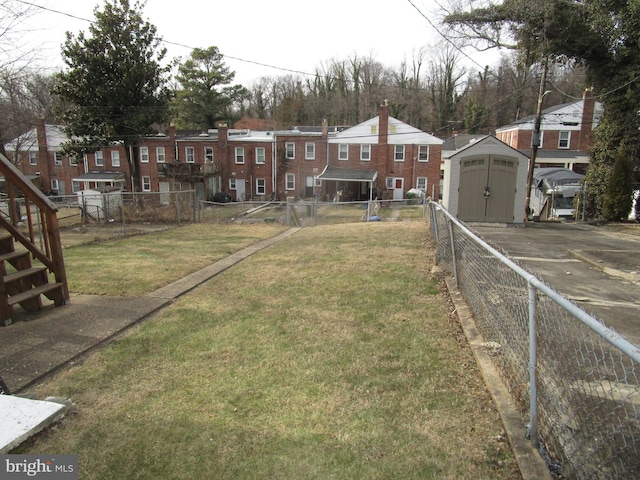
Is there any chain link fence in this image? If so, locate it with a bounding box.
[428,200,640,479]
[199,197,428,226]
[12,191,197,248]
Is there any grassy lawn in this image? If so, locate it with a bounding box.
[61,223,287,295]
[20,222,520,479]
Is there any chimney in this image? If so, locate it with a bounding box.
[579,88,596,151]
[378,100,389,146]
[321,118,328,139]
[218,122,228,147]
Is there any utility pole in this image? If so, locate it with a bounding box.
[524,57,550,221]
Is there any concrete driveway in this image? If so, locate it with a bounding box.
[470,222,640,346]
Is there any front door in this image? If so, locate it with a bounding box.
[305,176,315,198]
[235,180,245,201]
[393,177,404,200]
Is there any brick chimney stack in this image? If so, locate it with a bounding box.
[378,100,389,146]
[579,88,596,152]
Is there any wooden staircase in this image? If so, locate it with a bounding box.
[0,152,69,325]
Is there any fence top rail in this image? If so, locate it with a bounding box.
[429,200,640,364]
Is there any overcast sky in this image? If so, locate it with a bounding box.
[19,0,499,86]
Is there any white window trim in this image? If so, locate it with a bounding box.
[204,147,214,163]
[95,151,104,167]
[235,147,245,164]
[54,152,62,166]
[338,144,348,161]
[285,142,295,159]
[229,178,237,190]
[256,147,265,164]
[360,144,371,161]
[305,142,315,160]
[185,146,195,163]
[111,151,120,167]
[140,146,149,163]
[558,131,571,149]
[256,178,266,195]
[51,179,59,191]
[142,175,151,191]
[418,145,429,162]
[156,146,166,163]
[285,173,295,191]
[29,152,37,165]
[395,145,405,162]
[416,177,427,191]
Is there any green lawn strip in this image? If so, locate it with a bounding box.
[61,223,287,295]
[21,223,519,479]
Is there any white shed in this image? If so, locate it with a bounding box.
[442,135,529,224]
[76,188,123,221]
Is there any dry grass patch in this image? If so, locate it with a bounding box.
[61,223,287,295]
[20,222,520,479]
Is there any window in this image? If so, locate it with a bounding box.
[54,152,62,166]
[389,124,397,134]
[256,178,266,195]
[142,176,151,191]
[72,181,81,193]
[386,177,394,189]
[558,131,570,149]
[305,142,315,160]
[140,146,149,163]
[204,147,214,163]
[95,151,104,167]
[285,142,295,159]
[185,146,195,163]
[111,151,120,167]
[285,173,295,190]
[51,179,59,191]
[156,147,166,163]
[69,155,79,166]
[256,147,265,164]
[370,125,377,135]
[417,177,427,192]
[394,145,405,161]
[418,145,429,162]
[338,144,348,161]
[229,178,237,190]
[360,144,370,161]
[29,152,37,165]
[533,131,543,148]
[235,147,244,164]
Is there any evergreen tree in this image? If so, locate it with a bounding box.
[173,46,247,130]
[53,0,171,192]
[602,148,634,221]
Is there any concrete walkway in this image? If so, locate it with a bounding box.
[0,228,300,453]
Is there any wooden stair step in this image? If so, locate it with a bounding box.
[8,282,66,307]
[3,266,48,284]
[0,251,29,263]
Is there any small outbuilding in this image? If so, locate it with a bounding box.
[441,135,529,224]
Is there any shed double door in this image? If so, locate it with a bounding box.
[458,155,516,222]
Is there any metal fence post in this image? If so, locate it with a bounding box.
[447,217,459,288]
[527,281,538,447]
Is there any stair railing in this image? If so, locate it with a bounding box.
[0,153,69,303]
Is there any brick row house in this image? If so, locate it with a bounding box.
[5,103,444,203]
[495,89,602,175]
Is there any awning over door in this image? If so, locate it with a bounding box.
[316,166,378,183]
